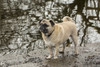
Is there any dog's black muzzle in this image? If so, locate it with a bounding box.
[39,25,48,34]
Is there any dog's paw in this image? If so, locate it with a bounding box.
[72,53,79,58]
[75,53,79,56]
[75,52,79,56]
[46,56,52,60]
[54,56,58,59]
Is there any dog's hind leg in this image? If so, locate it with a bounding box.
[71,32,78,54]
[59,43,65,54]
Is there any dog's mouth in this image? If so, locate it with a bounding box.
[39,27,54,37]
[39,27,48,33]
[42,29,48,34]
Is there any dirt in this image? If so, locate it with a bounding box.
[0,43,100,67]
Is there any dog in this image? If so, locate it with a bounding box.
[39,16,78,59]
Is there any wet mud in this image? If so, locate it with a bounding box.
[0,43,100,67]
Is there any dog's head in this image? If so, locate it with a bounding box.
[39,19,55,36]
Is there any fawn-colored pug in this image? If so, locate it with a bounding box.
[39,16,78,59]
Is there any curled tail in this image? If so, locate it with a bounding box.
[62,16,73,22]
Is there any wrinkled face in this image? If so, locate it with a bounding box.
[39,19,55,36]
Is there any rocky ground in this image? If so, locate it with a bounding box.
[0,43,100,67]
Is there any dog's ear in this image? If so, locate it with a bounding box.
[49,20,55,26]
[39,20,42,25]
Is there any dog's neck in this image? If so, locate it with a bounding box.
[47,28,55,37]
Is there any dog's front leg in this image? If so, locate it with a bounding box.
[54,45,59,59]
[46,46,53,59]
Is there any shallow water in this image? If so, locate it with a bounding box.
[0,0,100,51]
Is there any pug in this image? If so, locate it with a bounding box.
[39,16,78,59]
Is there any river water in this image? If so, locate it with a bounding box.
[0,0,100,52]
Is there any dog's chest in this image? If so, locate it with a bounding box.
[44,38,55,46]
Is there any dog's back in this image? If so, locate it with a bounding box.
[55,16,77,44]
